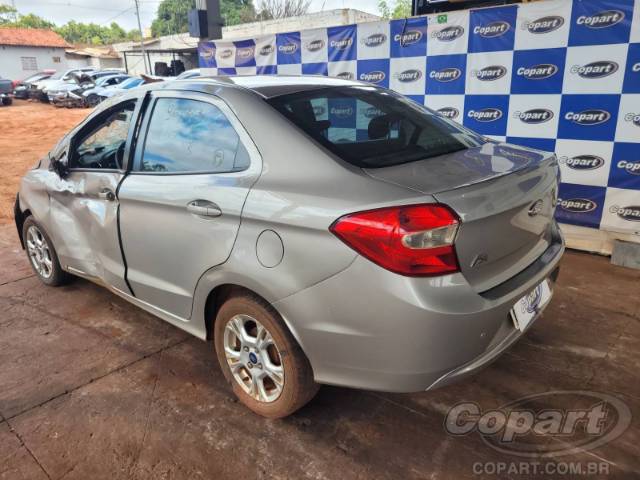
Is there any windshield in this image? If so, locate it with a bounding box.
[118,78,141,89]
[267,86,484,168]
[50,71,65,80]
[96,75,119,86]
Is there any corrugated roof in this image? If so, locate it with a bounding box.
[0,27,70,48]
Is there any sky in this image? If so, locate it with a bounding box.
[8,0,383,31]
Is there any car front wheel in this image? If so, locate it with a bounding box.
[22,217,70,286]
[214,293,318,418]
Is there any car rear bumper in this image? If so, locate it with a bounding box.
[274,222,564,393]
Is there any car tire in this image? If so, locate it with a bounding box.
[22,217,71,286]
[86,94,100,107]
[214,293,319,418]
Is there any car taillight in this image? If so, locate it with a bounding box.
[329,204,460,277]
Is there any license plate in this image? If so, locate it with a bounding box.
[511,279,552,332]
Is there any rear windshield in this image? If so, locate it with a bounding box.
[267,86,484,168]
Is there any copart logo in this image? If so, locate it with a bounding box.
[430,67,461,82]
[330,38,353,50]
[200,45,216,60]
[516,64,558,80]
[236,47,254,59]
[362,33,386,47]
[437,107,459,119]
[364,106,384,119]
[395,69,422,83]
[359,71,385,83]
[259,44,274,56]
[278,43,298,54]
[472,65,507,81]
[219,49,233,59]
[560,154,605,170]
[393,30,422,45]
[513,109,554,124]
[444,391,632,458]
[335,71,354,80]
[558,198,597,213]
[570,61,619,79]
[523,15,564,34]
[474,21,510,38]
[431,25,464,42]
[468,108,502,122]
[565,110,610,125]
[617,160,640,175]
[312,105,326,117]
[305,39,325,52]
[330,105,353,118]
[577,10,625,29]
[624,113,640,127]
[609,205,640,221]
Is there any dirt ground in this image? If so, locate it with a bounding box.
[0,100,88,224]
[1,99,639,479]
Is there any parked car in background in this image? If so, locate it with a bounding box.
[0,76,13,106]
[82,74,131,107]
[47,71,129,107]
[13,70,56,99]
[32,67,96,102]
[175,68,202,80]
[15,76,564,418]
[97,76,143,100]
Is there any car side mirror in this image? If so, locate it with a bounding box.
[50,154,70,179]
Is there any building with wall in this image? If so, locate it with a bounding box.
[0,28,69,80]
[112,9,381,76]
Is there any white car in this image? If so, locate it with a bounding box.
[33,68,96,101]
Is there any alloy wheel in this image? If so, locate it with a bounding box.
[26,225,53,279]
[223,314,285,403]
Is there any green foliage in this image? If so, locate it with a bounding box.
[378,0,411,19]
[0,2,137,45]
[54,20,133,45]
[150,0,256,37]
[0,3,17,24]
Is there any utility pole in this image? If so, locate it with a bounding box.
[133,0,150,75]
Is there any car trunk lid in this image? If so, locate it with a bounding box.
[364,142,559,292]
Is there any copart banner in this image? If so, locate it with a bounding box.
[199,0,640,235]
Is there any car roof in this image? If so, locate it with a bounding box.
[167,75,366,98]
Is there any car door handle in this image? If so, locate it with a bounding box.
[98,188,116,201]
[186,200,222,218]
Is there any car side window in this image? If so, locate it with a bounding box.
[139,97,249,173]
[70,100,136,170]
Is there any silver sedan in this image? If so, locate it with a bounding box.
[15,76,564,418]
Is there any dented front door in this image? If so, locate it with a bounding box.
[47,170,126,291]
[46,98,140,293]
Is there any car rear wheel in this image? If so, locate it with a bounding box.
[214,293,319,418]
[86,94,100,107]
[22,217,70,286]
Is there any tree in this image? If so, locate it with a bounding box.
[150,0,256,37]
[378,0,411,19]
[0,3,17,24]
[256,0,310,20]
[0,3,133,45]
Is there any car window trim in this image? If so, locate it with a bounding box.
[130,90,258,176]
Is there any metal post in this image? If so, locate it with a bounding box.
[134,0,149,74]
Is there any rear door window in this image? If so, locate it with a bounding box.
[137,97,249,173]
[268,86,484,168]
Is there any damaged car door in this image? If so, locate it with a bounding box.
[117,91,260,319]
[46,98,140,292]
